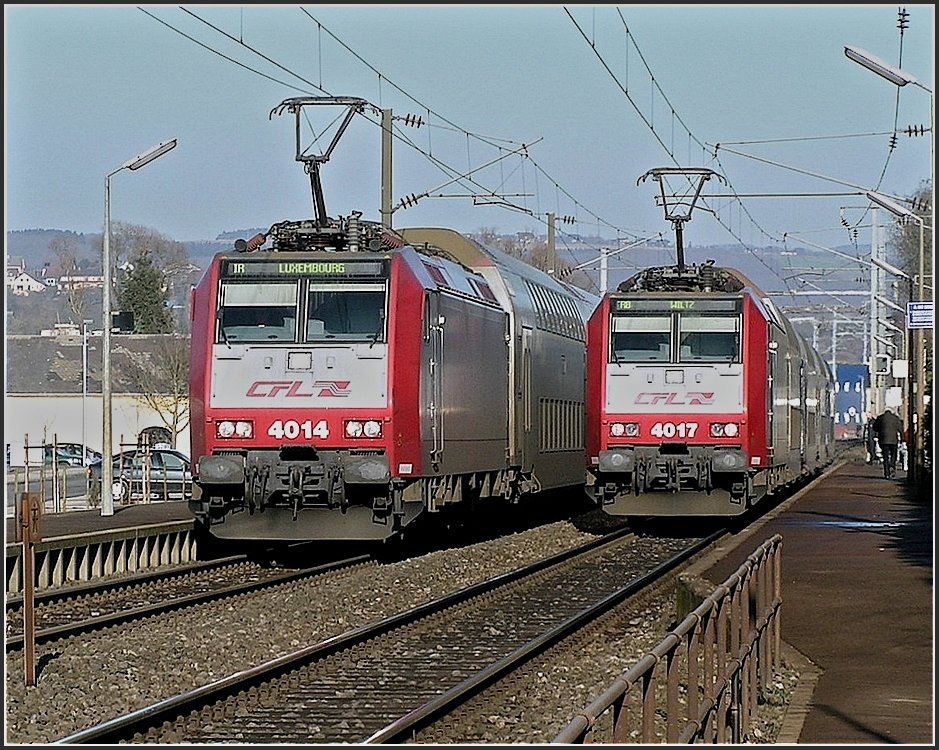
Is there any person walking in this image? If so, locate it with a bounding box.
[872,407,904,478]
[864,420,879,464]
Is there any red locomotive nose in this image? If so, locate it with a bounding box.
[188,193,599,543]
[585,263,835,517]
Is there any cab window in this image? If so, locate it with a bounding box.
[678,315,740,362]
[610,315,671,362]
[218,282,298,343]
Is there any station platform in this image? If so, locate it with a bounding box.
[4,500,200,595]
[5,500,195,545]
[699,453,933,744]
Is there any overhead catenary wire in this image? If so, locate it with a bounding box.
[140,6,923,308]
[141,6,651,289]
[565,5,795,293]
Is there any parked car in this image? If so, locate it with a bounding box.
[87,447,192,503]
[44,443,102,467]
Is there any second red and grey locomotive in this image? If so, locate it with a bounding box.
[585,261,835,517]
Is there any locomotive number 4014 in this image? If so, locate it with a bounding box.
[268,419,330,439]
[650,422,698,438]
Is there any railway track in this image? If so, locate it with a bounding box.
[56,526,724,744]
[5,554,373,651]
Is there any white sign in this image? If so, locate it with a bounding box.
[885,386,903,408]
[907,302,933,329]
[892,359,909,379]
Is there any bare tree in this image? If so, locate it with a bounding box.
[887,181,932,304]
[472,228,596,293]
[109,222,190,272]
[121,335,191,449]
[49,235,89,322]
[109,222,195,332]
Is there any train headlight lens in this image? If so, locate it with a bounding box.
[710,422,740,438]
[345,421,364,438]
[625,423,640,437]
[216,421,253,439]
[610,423,626,437]
[363,420,382,438]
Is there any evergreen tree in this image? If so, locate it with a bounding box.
[116,248,173,333]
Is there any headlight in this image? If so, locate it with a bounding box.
[216,420,253,439]
[609,422,639,437]
[345,420,382,438]
[710,422,740,438]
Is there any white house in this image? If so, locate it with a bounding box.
[58,274,104,290]
[7,271,47,296]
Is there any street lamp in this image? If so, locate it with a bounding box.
[870,255,912,282]
[848,40,933,481]
[873,334,897,351]
[866,189,928,485]
[101,139,177,516]
[874,294,905,314]
[844,46,926,89]
[879,318,905,335]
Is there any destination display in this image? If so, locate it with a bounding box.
[221,259,386,278]
[612,298,740,312]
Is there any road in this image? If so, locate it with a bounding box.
[5,466,93,518]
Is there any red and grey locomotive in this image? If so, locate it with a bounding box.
[188,215,599,541]
[585,261,835,517]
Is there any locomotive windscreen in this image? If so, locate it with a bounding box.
[216,258,389,345]
[610,296,742,364]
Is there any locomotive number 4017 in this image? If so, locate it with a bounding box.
[649,421,699,438]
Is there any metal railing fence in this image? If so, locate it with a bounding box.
[553,534,782,744]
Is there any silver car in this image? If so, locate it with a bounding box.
[44,443,102,467]
[87,448,193,503]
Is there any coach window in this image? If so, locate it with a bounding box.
[218,282,298,342]
[610,315,671,362]
[306,282,387,342]
[678,315,740,363]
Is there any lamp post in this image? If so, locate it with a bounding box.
[101,139,177,516]
[867,191,926,484]
[847,43,933,482]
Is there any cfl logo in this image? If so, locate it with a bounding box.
[247,380,351,398]
[635,392,715,405]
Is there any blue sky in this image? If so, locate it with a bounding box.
[4,4,934,257]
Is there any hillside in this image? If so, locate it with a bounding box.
[6,227,873,362]
[4,228,254,275]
